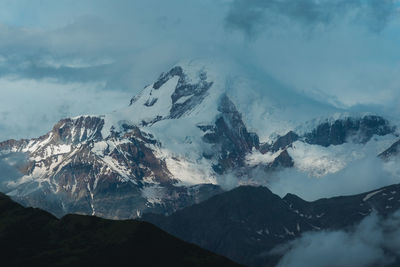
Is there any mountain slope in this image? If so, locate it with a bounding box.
[0,59,398,219]
[142,184,400,266]
[0,192,239,267]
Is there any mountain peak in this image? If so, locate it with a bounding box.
[1,59,399,220]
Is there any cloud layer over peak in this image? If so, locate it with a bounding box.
[0,0,399,141]
[225,0,399,37]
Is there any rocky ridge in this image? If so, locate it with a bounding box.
[143,184,400,266]
[0,60,398,218]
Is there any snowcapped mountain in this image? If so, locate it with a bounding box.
[0,59,399,218]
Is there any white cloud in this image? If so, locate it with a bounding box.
[274,210,400,267]
[266,153,400,201]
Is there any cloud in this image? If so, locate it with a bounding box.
[0,1,230,141]
[266,153,400,201]
[0,1,232,91]
[235,137,400,201]
[0,78,130,141]
[272,210,400,267]
[225,0,399,37]
[0,152,27,185]
[0,0,234,141]
[0,0,399,142]
[0,18,160,88]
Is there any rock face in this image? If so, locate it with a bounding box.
[256,115,395,172]
[143,184,400,267]
[268,149,294,168]
[0,115,223,218]
[130,65,214,126]
[0,60,397,219]
[260,131,299,154]
[303,115,394,147]
[379,139,400,159]
[0,192,239,267]
[0,62,231,219]
[201,95,259,174]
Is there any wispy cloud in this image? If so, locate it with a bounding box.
[0,78,130,141]
[225,0,399,37]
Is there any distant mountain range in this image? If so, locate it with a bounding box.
[143,184,400,266]
[0,59,399,220]
[0,192,239,266]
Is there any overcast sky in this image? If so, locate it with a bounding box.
[1,0,400,141]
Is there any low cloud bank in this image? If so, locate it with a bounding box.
[273,210,400,267]
[267,155,400,201]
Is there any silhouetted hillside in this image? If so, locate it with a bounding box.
[0,193,239,267]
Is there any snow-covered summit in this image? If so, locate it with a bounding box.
[101,59,224,137]
[100,58,344,143]
[0,58,399,219]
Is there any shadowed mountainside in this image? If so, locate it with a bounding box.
[0,192,239,267]
[143,184,400,266]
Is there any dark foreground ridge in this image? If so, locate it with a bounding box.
[143,184,400,266]
[0,193,239,267]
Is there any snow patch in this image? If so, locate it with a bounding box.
[175,95,192,105]
[363,189,385,202]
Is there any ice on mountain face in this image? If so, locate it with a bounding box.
[129,76,181,123]
[95,60,234,186]
[146,118,218,185]
[91,141,109,155]
[175,95,192,105]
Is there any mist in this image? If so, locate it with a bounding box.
[0,152,27,187]
[273,210,400,267]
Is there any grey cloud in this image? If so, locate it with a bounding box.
[272,210,400,267]
[225,0,399,37]
[0,5,221,90]
[0,0,399,142]
[0,153,27,186]
[0,18,138,88]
